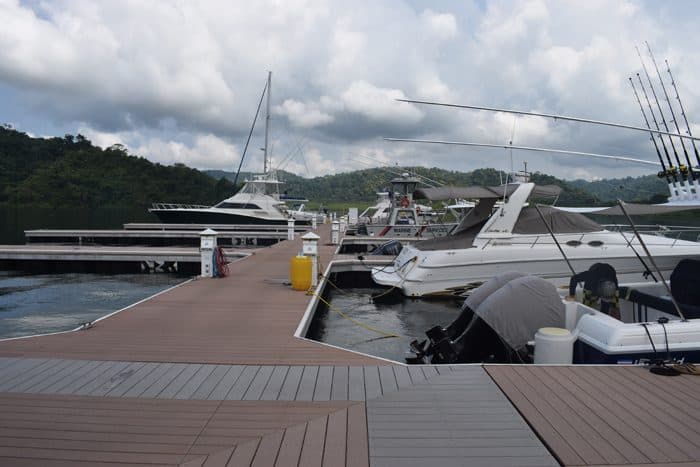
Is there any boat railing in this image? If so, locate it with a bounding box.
[150,203,212,210]
[601,224,700,242]
[482,228,700,249]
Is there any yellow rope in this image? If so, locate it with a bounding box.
[307,288,406,339]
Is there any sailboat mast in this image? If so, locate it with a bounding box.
[263,71,272,174]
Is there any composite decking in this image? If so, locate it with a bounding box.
[0,224,692,466]
[487,365,700,466]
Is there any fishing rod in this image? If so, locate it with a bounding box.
[617,200,685,321]
[646,42,696,182]
[666,59,700,167]
[637,74,678,183]
[636,46,686,181]
[384,138,661,167]
[628,77,670,182]
[395,98,700,143]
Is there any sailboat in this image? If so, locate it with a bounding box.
[149,72,299,225]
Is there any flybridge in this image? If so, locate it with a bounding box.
[386,43,700,205]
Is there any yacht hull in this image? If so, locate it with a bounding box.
[149,209,290,225]
[372,236,700,297]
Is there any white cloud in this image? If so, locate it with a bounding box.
[421,9,458,40]
[274,99,334,128]
[1,0,700,181]
[341,81,423,125]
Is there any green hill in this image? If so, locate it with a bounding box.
[0,126,234,208]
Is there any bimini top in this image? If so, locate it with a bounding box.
[414,183,561,201]
[512,206,603,234]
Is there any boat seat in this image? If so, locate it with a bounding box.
[619,259,700,319]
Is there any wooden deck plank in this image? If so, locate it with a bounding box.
[43,360,103,394]
[105,362,161,397]
[323,408,347,467]
[0,359,56,392]
[243,366,275,401]
[378,366,397,394]
[226,439,259,467]
[348,366,365,401]
[122,362,175,398]
[331,366,349,401]
[346,404,369,467]
[11,359,81,393]
[363,366,382,400]
[277,366,303,401]
[175,365,217,400]
[27,359,94,394]
[297,415,327,467]
[89,362,147,396]
[313,366,333,401]
[207,366,244,400]
[487,365,700,466]
[157,364,203,399]
[296,366,319,401]
[260,366,289,401]
[200,447,234,466]
[406,366,425,385]
[139,363,188,398]
[274,423,306,467]
[191,365,233,400]
[226,366,260,400]
[250,430,284,467]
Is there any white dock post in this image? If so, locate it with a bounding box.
[348,208,358,225]
[312,214,317,230]
[287,218,295,240]
[199,228,217,278]
[331,220,340,245]
[302,232,321,288]
[339,216,347,233]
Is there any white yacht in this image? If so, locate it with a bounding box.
[372,182,700,297]
[150,72,304,225]
[149,171,292,225]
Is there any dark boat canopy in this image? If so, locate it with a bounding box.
[414,183,561,201]
[513,206,603,234]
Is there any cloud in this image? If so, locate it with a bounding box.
[1,0,699,181]
[421,9,458,40]
[274,99,334,128]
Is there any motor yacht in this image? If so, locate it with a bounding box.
[372,182,700,297]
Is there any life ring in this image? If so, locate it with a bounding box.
[399,196,410,208]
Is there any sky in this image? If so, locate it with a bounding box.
[2,0,700,180]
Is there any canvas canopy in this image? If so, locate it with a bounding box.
[512,206,603,234]
[414,184,561,201]
[474,275,565,351]
[554,203,700,216]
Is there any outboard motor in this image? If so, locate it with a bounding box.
[569,263,619,318]
[409,273,565,364]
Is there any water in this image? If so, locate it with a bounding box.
[307,287,461,362]
[0,205,156,244]
[0,271,185,339]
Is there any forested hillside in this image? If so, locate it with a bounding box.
[0,125,670,209]
[0,126,234,207]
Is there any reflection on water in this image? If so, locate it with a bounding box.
[0,205,157,244]
[0,271,185,339]
[307,287,461,362]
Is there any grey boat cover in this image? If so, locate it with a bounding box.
[464,271,525,310]
[512,206,603,234]
[558,203,700,216]
[475,275,565,351]
[414,184,562,201]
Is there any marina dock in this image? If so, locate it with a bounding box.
[0,224,698,466]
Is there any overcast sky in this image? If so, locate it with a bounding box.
[2,0,700,180]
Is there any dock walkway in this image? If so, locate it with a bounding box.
[0,225,696,466]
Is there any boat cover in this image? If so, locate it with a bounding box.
[553,203,700,215]
[475,275,565,351]
[414,184,561,201]
[512,206,603,234]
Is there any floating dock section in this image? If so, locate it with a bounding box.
[0,224,696,466]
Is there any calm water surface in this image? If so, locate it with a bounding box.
[0,271,186,339]
[307,287,461,362]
